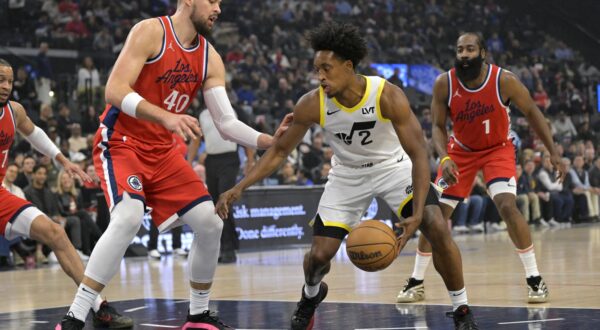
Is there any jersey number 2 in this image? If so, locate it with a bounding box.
[482,119,490,135]
[164,90,190,113]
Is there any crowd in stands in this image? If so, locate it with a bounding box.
[2,0,600,268]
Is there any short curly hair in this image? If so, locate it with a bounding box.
[307,21,368,69]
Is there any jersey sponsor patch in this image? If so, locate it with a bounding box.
[127,175,143,191]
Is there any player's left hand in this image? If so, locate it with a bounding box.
[274,113,293,139]
[215,187,243,219]
[61,159,92,182]
[550,153,566,183]
[394,215,422,255]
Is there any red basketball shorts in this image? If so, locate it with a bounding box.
[437,138,516,202]
[93,126,210,230]
[0,187,34,238]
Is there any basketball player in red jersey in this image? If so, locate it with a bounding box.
[59,1,290,329]
[397,32,566,304]
[0,59,133,329]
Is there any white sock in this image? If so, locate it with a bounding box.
[190,288,210,315]
[517,245,540,278]
[92,295,104,313]
[304,282,321,298]
[68,283,98,322]
[411,249,432,281]
[448,288,468,311]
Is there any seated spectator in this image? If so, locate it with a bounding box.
[570,156,598,221]
[55,170,102,256]
[313,162,331,185]
[590,157,600,220]
[23,165,84,263]
[14,155,36,189]
[537,154,573,227]
[516,161,541,223]
[552,111,577,142]
[68,123,87,153]
[2,163,25,198]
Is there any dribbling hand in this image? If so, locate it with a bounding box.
[215,187,243,219]
[394,216,422,255]
[162,112,202,141]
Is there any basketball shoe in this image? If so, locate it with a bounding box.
[56,313,84,330]
[92,300,134,328]
[527,276,549,303]
[446,305,479,330]
[396,277,425,303]
[182,310,234,329]
[291,282,328,330]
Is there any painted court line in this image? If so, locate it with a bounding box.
[29,321,49,324]
[355,327,428,330]
[124,305,148,312]
[498,318,565,325]
[140,324,179,328]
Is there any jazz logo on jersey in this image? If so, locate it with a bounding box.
[127,175,143,191]
[334,121,376,146]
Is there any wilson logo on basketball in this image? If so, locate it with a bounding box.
[347,250,383,260]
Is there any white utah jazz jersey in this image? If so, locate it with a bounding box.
[320,76,404,167]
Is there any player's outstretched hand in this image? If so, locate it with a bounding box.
[215,187,243,220]
[441,159,460,186]
[394,215,422,255]
[62,159,92,182]
[550,153,567,183]
[162,112,202,142]
[273,113,294,139]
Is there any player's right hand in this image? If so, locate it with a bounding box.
[161,112,202,141]
[441,159,460,186]
[215,187,242,219]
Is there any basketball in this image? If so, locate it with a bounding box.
[346,220,398,272]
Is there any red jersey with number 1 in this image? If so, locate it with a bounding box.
[0,103,16,181]
[447,64,510,151]
[99,16,209,147]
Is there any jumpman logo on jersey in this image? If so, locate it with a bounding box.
[168,41,175,52]
[453,89,462,98]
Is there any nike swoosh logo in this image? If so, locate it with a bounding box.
[451,289,466,296]
[327,109,341,115]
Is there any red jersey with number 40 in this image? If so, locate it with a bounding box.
[99,16,209,147]
[0,103,16,181]
[447,64,510,151]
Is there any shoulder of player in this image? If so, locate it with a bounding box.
[129,18,164,44]
[293,88,320,124]
[379,81,409,120]
[7,100,25,117]
[497,69,522,94]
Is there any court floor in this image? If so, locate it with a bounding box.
[0,224,599,329]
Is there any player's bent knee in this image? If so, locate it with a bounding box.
[309,249,334,266]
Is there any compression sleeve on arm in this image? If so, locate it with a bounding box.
[203,86,261,148]
[24,126,61,160]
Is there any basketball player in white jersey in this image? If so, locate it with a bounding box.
[216,22,478,330]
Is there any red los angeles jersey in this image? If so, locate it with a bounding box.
[0,103,16,181]
[447,64,510,151]
[99,16,209,147]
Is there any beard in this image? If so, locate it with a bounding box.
[454,54,484,82]
[190,5,212,38]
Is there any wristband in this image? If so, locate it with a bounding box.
[121,92,144,118]
[440,156,452,166]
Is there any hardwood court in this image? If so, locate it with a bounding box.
[1,224,599,329]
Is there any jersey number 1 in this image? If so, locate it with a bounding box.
[164,90,190,113]
[482,119,490,135]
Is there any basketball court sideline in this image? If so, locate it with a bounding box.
[0,224,599,329]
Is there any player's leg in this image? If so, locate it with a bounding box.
[484,144,548,303]
[145,149,231,329]
[60,137,143,329]
[291,164,368,330]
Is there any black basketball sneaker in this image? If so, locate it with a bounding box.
[291,282,329,330]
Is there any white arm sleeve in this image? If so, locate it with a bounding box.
[24,126,61,160]
[203,86,261,148]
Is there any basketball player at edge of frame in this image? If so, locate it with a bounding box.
[57,0,292,329]
[396,32,566,305]
[0,59,134,329]
[217,22,479,330]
